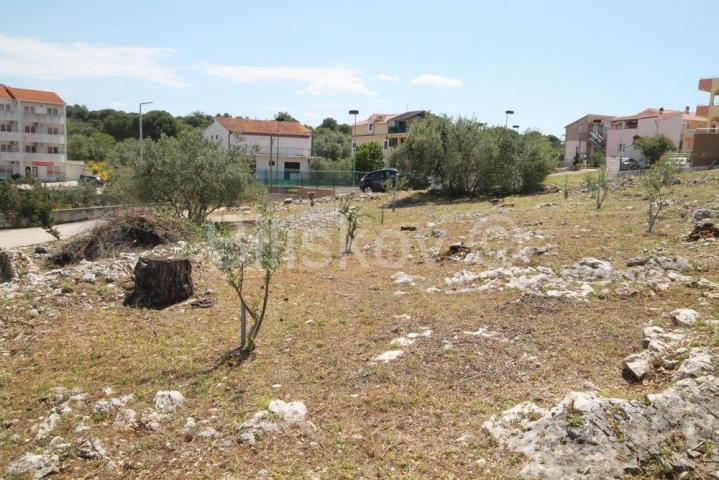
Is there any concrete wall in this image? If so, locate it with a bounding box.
[692,133,719,166]
[606,114,684,158]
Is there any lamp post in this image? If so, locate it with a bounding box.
[504,110,514,129]
[512,125,520,131]
[349,109,359,186]
[139,101,153,162]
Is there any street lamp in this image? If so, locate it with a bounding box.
[349,109,359,186]
[139,101,153,162]
[512,125,520,130]
[504,110,514,128]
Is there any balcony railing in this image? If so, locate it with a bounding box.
[254,146,319,158]
[24,112,65,124]
[0,152,65,162]
[0,131,22,142]
[21,133,65,144]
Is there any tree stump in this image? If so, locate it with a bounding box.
[0,250,17,283]
[124,257,193,309]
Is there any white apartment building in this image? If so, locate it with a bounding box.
[0,84,78,181]
[203,116,313,183]
[605,107,708,160]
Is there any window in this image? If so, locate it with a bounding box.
[47,167,62,177]
[368,123,373,131]
[619,144,625,152]
[24,145,37,153]
[0,144,7,152]
[24,125,36,133]
[388,138,398,148]
[48,146,59,154]
[383,140,388,150]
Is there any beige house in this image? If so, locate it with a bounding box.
[351,111,426,154]
[563,114,614,166]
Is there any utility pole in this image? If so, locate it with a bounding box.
[349,109,359,186]
[139,101,153,162]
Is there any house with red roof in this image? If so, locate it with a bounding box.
[0,84,81,181]
[203,116,313,182]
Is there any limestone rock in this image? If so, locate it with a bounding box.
[237,399,313,444]
[4,453,59,479]
[153,390,185,412]
[671,308,699,327]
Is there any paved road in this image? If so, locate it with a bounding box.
[0,220,97,249]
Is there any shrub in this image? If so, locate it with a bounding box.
[634,135,676,165]
[353,142,384,172]
[391,115,555,197]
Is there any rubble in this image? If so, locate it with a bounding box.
[687,222,719,241]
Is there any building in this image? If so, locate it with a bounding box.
[693,77,719,166]
[351,111,426,154]
[605,107,708,160]
[0,84,73,181]
[203,116,313,182]
[563,114,614,165]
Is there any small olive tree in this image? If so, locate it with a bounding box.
[338,195,360,254]
[642,156,681,233]
[584,165,610,210]
[0,177,60,240]
[383,174,408,212]
[209,201,287,360]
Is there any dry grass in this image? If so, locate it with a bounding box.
[2,170,719,479]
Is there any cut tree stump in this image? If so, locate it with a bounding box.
[124,257,193,309]
[0,250,17,283]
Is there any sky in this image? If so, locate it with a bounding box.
[0,0,715,136]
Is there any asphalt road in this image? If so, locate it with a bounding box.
[0,220,97,249]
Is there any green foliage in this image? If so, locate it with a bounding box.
[274,111,298,122]
[353,142,384,172]
[590,151,605,168]
[47,182,110,209]
[391,115,555,197]
[107,130,259,224]
[0,177,59,238]
[210,200,287,355]
[584,165,610,209]
[309,157,352,171]
[141,110,179,139]
[634,135,676,165]
[642,155,682,233]
[312,127,351,160]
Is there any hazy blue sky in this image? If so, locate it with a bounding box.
[0,0,715,135]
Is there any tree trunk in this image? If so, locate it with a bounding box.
[0,250,18,283]
[124,257,193,309]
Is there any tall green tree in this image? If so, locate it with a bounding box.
[312,127,351,160]
[353,142,385,172]
[141,110,180,139]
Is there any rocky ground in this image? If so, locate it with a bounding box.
[2,171,719,479]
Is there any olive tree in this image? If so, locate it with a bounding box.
[0,178,59,239]
[338,195,361,254]
[108,130,258,224]
[584,165,610,210]
[642,156,681,233]
[209,201,287,360]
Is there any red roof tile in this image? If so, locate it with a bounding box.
[217,117,311,137]
[0,85,12,100]
[611,108,682,122]
[0,85,65,105]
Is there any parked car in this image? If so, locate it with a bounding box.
[619,157,641,171]
[79,174,105,186]
[359,168,398,192]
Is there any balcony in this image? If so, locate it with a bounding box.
[697,105,719,120]
[25,112,65,124]
[254,146,315,158]
[0,110,19,120]
[21,133,65,144]
[0,152,65,162]
[0,131,22,142]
